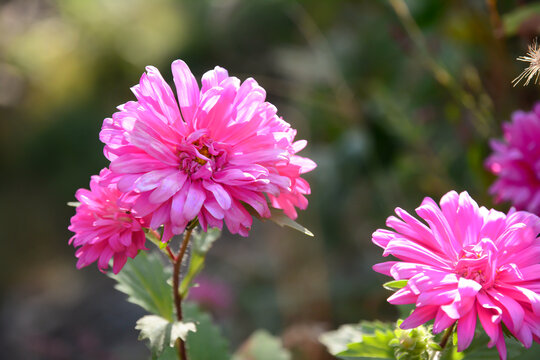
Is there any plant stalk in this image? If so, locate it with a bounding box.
[172,223,196,360]
[439,322,456,350]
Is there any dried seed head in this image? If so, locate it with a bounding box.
[512,38,540,86]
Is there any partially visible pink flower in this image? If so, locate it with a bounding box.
[187,275,232,312]
[69,169,147,274]
[100,60,315,240]
[373,191,540,360]
[485,103,540,215]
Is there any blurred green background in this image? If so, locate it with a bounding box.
[1,0,540,359]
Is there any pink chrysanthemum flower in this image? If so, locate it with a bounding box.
[372,191,540,360]
[69,169,147,274]
[100,60,315,240]
[485,103,540,215]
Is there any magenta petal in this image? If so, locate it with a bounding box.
[457,309,477,352]
[400,306,438,329]
[372,261,398,276]
[171,186,188,228]
[183,181,206,221]
[136,169,177,191]
[477,295,502,347]
[433,309,455,334]
[112,253,128,274]
[149,171,186,204]
[487,289,524,330]
[202,180,232,210]
[388,287,417,305]
[495,333,507,360]
[172,60,200,123]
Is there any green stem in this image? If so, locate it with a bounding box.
[144,228,170,255]
[439,322,456,351]
[172,221,197,360]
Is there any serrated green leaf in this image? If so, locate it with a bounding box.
[192,227,221,254]
[109,251,174,320]
[502,4,540,36]
[135,315,195,357]
[319,324,364,355]
[338,333,395,359]
[233,330,292,360]
[321,321,395,359]
[382,280,408,291]
[184,302,231,360]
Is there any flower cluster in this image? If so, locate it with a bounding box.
[68,169,147,274]
[485,103,540,215]
[373,191,540,360]
[69,60,315,273]
[389,320,436,360]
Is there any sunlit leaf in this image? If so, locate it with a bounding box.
[319,324,364,355]
[382,280,408,291]
[233,329,291,360]
[321,321,395,360]
[135,315,195,358]
[109,251,173,320]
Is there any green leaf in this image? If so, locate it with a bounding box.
[109,251,174,320]
[180,228,221,297]
[144,229,168,252]
[267,208,314,236]
[245,204,314,236]
[382,280,408,291]
[233,330,292,360]
[503,4,540,36]
[184,302,231,360]
[319,324,364,355]
[320,321,395,359]
[135,315,196,357]
[154,345,177,360]
[192,227,221,254]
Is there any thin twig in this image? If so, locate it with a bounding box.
[389,0,494,137]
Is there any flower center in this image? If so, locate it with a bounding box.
[177,136,227,178]
[194,145,210,165]
[454,239,498,288]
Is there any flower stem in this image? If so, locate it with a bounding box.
[438,322,456,350]
[172,223,196,360]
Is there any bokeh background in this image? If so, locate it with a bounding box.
[1,0,540,359]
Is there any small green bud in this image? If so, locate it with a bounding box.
[390,321,439,360]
